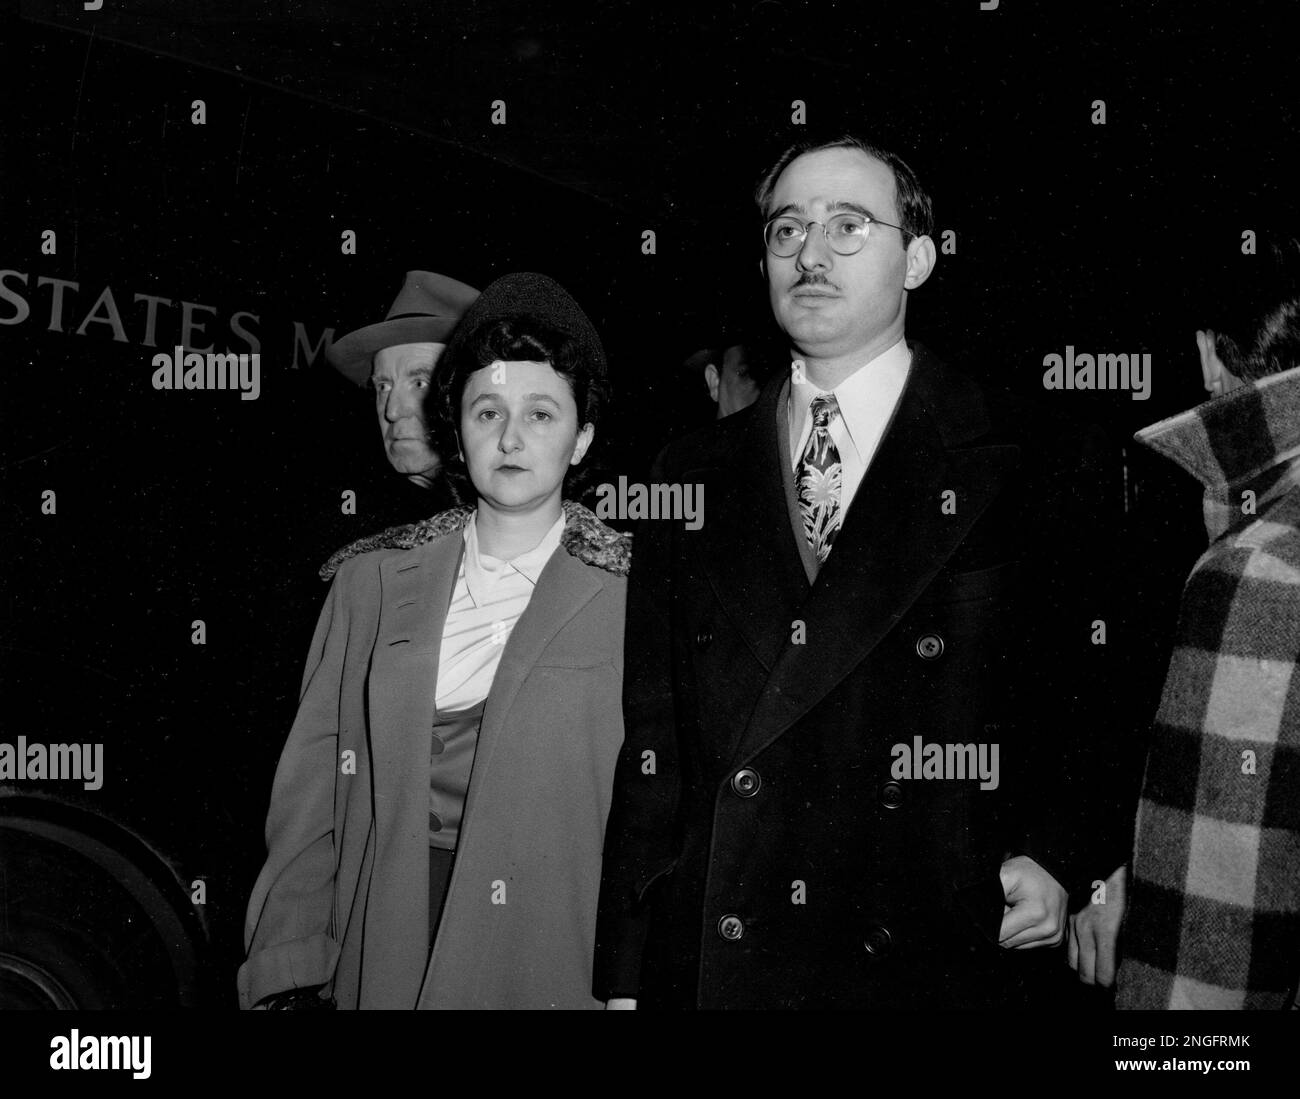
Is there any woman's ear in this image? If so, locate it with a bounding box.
[571,422,595,465]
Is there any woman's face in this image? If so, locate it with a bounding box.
[459,359,594,513]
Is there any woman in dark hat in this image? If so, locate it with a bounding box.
[239,273,630,1009]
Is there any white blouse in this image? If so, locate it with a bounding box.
[434,512,565,713]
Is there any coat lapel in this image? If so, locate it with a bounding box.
[729,346,1020,765]
[367,533,464,846]
[416,546,603,1007]
[474,547,603,767]
[698,372,812,673]
[366,529,604,842]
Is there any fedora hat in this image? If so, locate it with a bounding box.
[327,270,480,386]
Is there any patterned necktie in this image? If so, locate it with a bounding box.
[797,392,843,563]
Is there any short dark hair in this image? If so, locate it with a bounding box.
[433,314,611,496]
[1246,298,1300,380]
[1211,234,1300,382]
[753,133,935,246]
[682,346,721,376]
[723,342,785,388]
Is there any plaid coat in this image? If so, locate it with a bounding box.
[1116,364,1300,1010]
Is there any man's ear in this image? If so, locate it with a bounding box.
[704,362,721,403]
[903,235,937,291]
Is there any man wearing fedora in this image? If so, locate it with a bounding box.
[327,270,480,506]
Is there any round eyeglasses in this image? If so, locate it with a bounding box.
[762,211,906,257]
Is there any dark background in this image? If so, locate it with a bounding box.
[1,0,1295,1007]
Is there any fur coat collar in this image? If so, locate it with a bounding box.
[320,499,632,580]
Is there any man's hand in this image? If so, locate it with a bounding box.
[1067,864,1126,986]
[605,998,637,1010]
[998,855,1067,949]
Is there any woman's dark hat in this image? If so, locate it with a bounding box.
[327,270,480,386]
[442,271,606,375]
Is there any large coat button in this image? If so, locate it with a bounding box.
[878,781,903,809]
[863,923,893,957]
[696,627,714,649]
[915,633,944,660]
[731,769,761,797]
[717,914,745,941]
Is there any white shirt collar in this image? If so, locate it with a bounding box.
[789,337,912,469]
[461,511,565,607]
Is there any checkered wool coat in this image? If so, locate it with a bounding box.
[1116,364,1300,1010]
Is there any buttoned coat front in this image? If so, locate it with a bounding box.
[238,509,627,1009]
[594,344,1080,1009]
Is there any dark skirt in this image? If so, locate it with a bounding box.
[426,698,485,949]
[428,845,455,949]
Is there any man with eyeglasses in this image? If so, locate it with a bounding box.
[596,134,1088,1009]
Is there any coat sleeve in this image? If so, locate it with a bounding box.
[593,446,682,1001]
[1117,542,1300,1009]
[237,567,353,1009]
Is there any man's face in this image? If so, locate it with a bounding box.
[372,342,446,478]
[712,345,761,418]
[764,147,918,363]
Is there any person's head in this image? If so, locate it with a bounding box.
[326,270,480,484]
[705,344,762,418]
[437,274,609,516]
[1198,234,1300,396]
[755,134,936,365]
[370,341,445,482]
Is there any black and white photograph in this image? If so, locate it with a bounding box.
[1,0,1296,1082]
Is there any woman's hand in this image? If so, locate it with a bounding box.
[1068,864,1126,985]
[256,985,336,1010]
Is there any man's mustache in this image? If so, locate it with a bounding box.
[791,274,837,291]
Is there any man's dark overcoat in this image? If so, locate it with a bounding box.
[594,343,1078,1009]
